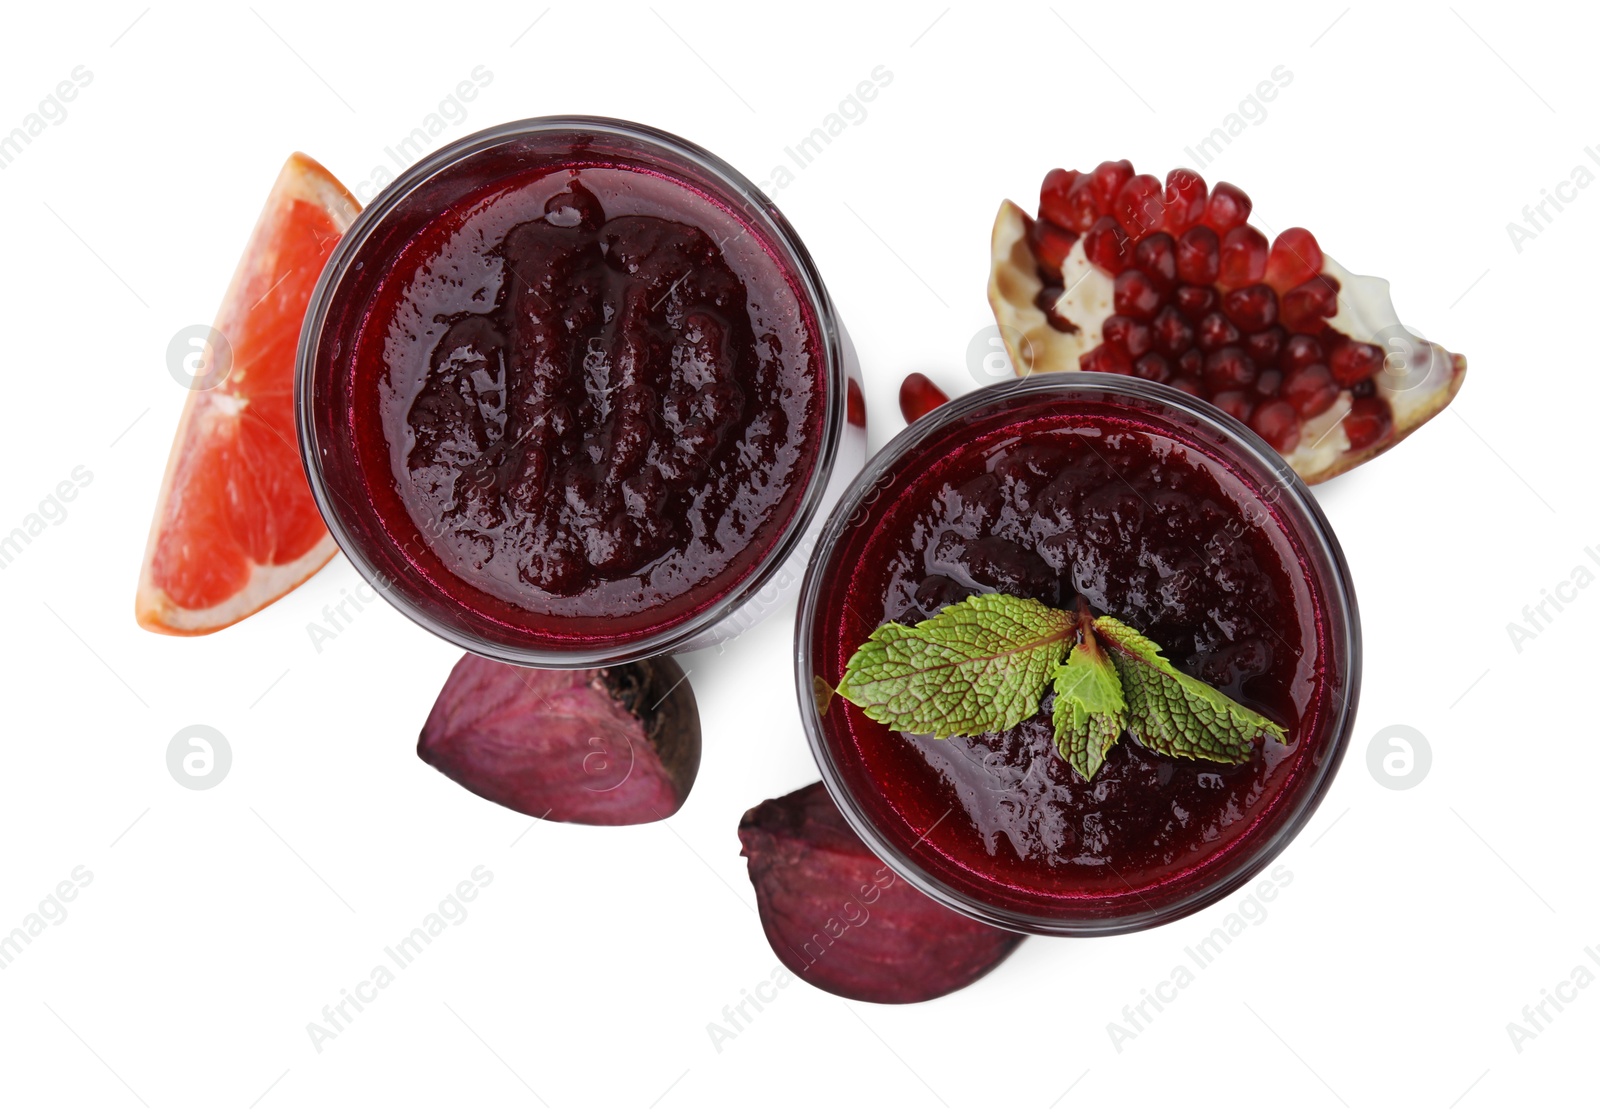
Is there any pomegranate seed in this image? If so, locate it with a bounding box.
[1133,233,1177,292]
[1263,227,1324,292]
[1062,174,1102,232]
[1028,219,1079,283]
[1152,305,1194,356]
[1132,352,1171,382]
[898,373,949,423]
[1245,325,1286,367]
[1079,343,1131,374]
[1204,182,1253,232]
[1250,399,1301,453]
[1218,226,1269,289]
[1196,311,1240,352]
[1350,378,1376,398]
[1204,346,1257,392]
[1328,336,1384,386]
[1281,333,1325,374]
[1102,315,1153,358]
[1176,348,1203,378]
[1282,363,1340,418]
[1083,216,1133,274]
[1210,390,1254,422]
[1114,174,1166,239]
[1343,396,1394,450]
[1114,269,1163,321]
[1254,368,1282,396]
[1176,226,1220,285]
[1280,276,1341,332]
[1222,284,1278,332]
[1089,159,1134,210]
[1163,169,1207,233]
[1169,376,1203,396]
[1039,168,1081,229]
[1174,284,1218,321]
[847,377,867,427]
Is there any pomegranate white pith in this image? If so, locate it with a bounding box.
[987,163,1465,485]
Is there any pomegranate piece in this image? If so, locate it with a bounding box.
[1163,168,1207,233]
[898,373,950,424]
[1204,181,1252,232]
[1264,227,1324,292]
[988,159,1467,483]
[417,653,700,824]
[739,783,1024,1003]
[1343,396,1395,450]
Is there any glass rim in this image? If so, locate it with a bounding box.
[793,372,1363,936]
[295,115,849,668]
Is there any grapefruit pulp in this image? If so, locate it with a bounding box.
[136,153,359,635]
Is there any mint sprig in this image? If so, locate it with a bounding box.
[834,594,1074,738]
[836,593,1286,781]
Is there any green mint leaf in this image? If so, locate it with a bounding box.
[836,594,1073,737]
[1092,615,1286,765]
[1049,637,1127,781]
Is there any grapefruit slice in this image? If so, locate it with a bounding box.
[136,153,360,635]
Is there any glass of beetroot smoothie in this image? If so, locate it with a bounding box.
[797,374,1359,935]
[298,118,864,666]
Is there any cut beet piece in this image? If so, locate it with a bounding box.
[417,653,700,824]
[739,782,1024,1004]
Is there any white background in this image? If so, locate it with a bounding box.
[1,2,1593,1112]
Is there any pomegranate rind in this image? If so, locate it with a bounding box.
[987,198,1467,484]
[135,153,359,635]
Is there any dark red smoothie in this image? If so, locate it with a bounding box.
[803,383,1354,931]
[346,162,825,646]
